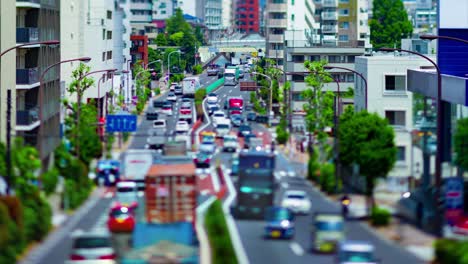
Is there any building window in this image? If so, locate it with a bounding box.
[339,9,349,16]
[339,35,349,41]
[107,51,112,60]
[292,92,306,101]
[291,0,295,5]
[102,52,106,61]
[385,110,406,126]
[346,74,354,82]
[328,55,345,63]
[385,75,406,91]
[291,14,295,21]
[107,10,112,19]
[339,22,349,29]
[397,146,406,161]
[107,31,112,40]
[309,55,320,61]
[347,56,355,63]
[102,29,106,40]
[292,55,304,63]
[292,74,305,82]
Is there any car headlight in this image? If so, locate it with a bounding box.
[280,220,290,228]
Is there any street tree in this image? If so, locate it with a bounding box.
[370,0,413,49]
[302,60,335,161]
[166,8,197,70]
[454,118,468,173]
[132,61,151,113]
[154,33,168,46]
[338,109,397,208]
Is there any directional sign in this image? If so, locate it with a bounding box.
[106,114,137,133]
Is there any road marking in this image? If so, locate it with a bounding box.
[211,167,220,192]
[290,242,305,256]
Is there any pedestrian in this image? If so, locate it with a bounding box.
[271,140,276,152]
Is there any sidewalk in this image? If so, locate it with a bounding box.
[277,133,436,262]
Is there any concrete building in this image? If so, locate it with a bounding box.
[60,0,115,119]
[355,54,435,190]
[114,0,133,105]
[130,0,154,35]
[177,0,196,17]
[221,0,233,30]
[285,46,365,117]
[234,0,260,33]
[152,0,173,20]
[16,0,61,166]
[1,1,16,144]
[196,0,223,31]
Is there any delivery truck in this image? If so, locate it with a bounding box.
[121,149,155,192]
[182,77,201,98]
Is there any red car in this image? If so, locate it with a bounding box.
[452,215,468,235]
[107,206,136,233]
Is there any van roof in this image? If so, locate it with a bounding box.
[117,181,137,187]
[146,163,196,177]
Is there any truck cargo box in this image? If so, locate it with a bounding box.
[145,164,197,224]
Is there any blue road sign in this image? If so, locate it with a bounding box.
[106,114,137,133]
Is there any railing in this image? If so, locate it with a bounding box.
[16,107,39,126]
[268,34,284,43]
[16,0,40,4]
[322,25,338,33]
[323,0,337,7]
[16,68,39,85]
[321,12,338,20]
[267,19,287,27]
[267,3,287,12]
[16,28,39,43]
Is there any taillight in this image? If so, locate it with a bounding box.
[194,158,198,163]
[70,254,85,260]
[99,254,117,260]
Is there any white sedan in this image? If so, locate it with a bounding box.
[167,92,177,102]
[207,93,218,104]
[212,110,226,126]
[175,120,190,133]
[153,120,166,130]
[281,190,311,215]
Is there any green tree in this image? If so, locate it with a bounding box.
[11,138,41,196]
[370,0,413,49]
[165,8,197,70]
[338,109,397,208]
[133,60,151,112]
[454,118,468,172]
[194,26,205,46]
[302,61,335,161]
[154,33,168,46]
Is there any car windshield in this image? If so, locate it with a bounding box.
[265,208,292,221]
[154,121,165,126]
[175,131,187,135]
[168,93,175,96]
[110,209,131,218]
[240,125,251,131]
[315,220,344,231]
[214,113,224,117]
[117,186,136,193]
[287,194,306,199]
[225,137,236,142]
[181,105,190,109]
[209,93,217,97]
[339,251,374,263]
[74,237,111,249]
[217,124,229,129]
[177,122,187,126]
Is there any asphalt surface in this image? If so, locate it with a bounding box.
[30,73,216,264]
[208,72,424,264]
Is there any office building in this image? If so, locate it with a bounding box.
[234,0,260,33]
[16,0,61,167]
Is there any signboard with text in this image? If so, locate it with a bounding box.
[240,81,257,91]
[106,114,137,133]
[444,177,464,226]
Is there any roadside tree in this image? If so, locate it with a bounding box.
[454,118,468,173]
[338,109,397,208]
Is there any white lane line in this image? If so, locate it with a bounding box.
[105,192,113,199]
[211,166,220,192]
[290,242,305,256]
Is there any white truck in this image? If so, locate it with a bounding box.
[121,149,155,192]
[182,76,201,98]
[224,68,238,86]
[215,119,231,138]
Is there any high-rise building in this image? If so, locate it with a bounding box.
[234,0,260,33]
[177,0,196,17]
[61,0,115,123]
[130,0,153,35]
[0,1,16,144]
[197,0,223,31]
[152,0,173,20]
[16,0,61,166]
[114,0,133,104]
[221,0,233,29]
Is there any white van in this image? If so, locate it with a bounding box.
[215,120,231,138]
[115,181,139,207]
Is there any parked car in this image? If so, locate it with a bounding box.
[264,206,295,239]
[107,205,136,233]
[69,231,116,261]
[153,119,167,130]
[167,92,177,102]
[281,190,311,215]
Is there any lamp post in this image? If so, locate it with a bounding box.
[117,70,129,106]
[0,40,60,195]
[420,34,468,45]
[146,60,162,90]
[167,50,182,79]
[380,47,443,235]
[324,65,368,110]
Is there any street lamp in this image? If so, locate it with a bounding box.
[324,65,368,110]
[0,39,60,195]
[168,50,182,79]
[420,34,468,44]
[380,47,443,236]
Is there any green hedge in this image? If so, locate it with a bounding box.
[41,167,60,196]
[434,239,468,264]
[204,200,237,264]
[370,206,391,226]
[319,163,337,194]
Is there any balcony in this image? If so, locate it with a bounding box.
[321,12,338,20]
[16,28,39,43]
[131,2,152,10]
[268,34,284,43]
[16,0,40,8]
[16,68,39,89]
[16,108,40,131]
[131,14,152,23]
[268,3,287,12]
[267,19,287,28]
[322,24,338,33]
[323,0,337,7]
[267,49,284,58]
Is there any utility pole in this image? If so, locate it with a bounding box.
[5,90,12,194]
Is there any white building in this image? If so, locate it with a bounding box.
[152,0,173,20]
[355,54,436,191]
[114,0,132,105]
[61,0,115,116]
[221,0,232,29]
[178,0,196,17]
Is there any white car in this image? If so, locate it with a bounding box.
[212,110,226,126]
[223,135,238,152]
[153,119,166,130]
[207,93,218,104]
[175,120,190,132]
[216,121,231,138]
[281,190,311,215]
[167,92,177,102]
[199,141,216,154]
[169,83,178,91]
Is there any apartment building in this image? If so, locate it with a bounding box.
[265,0,317,67]
[130,0,154,35]
[152,0,173,20]
[313,0,371,48]
[61,0,115,119]
[234,0,260,33]
[16,0,61,167]
[221,0,233,30]
[196,0,223,31]
[355,54,435,190]
[0,1,16,144]
[114,0,133,104]
[285,46,365,114]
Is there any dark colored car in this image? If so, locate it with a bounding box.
[247,112,257,121]
[174,85,183,95]
[238,124,252,137]
[194,151,212,168]
[231,114,242,127]
[152,100,165,108]
[264,206,295,239]
[95,160,120,186]
[146,112,159,121]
